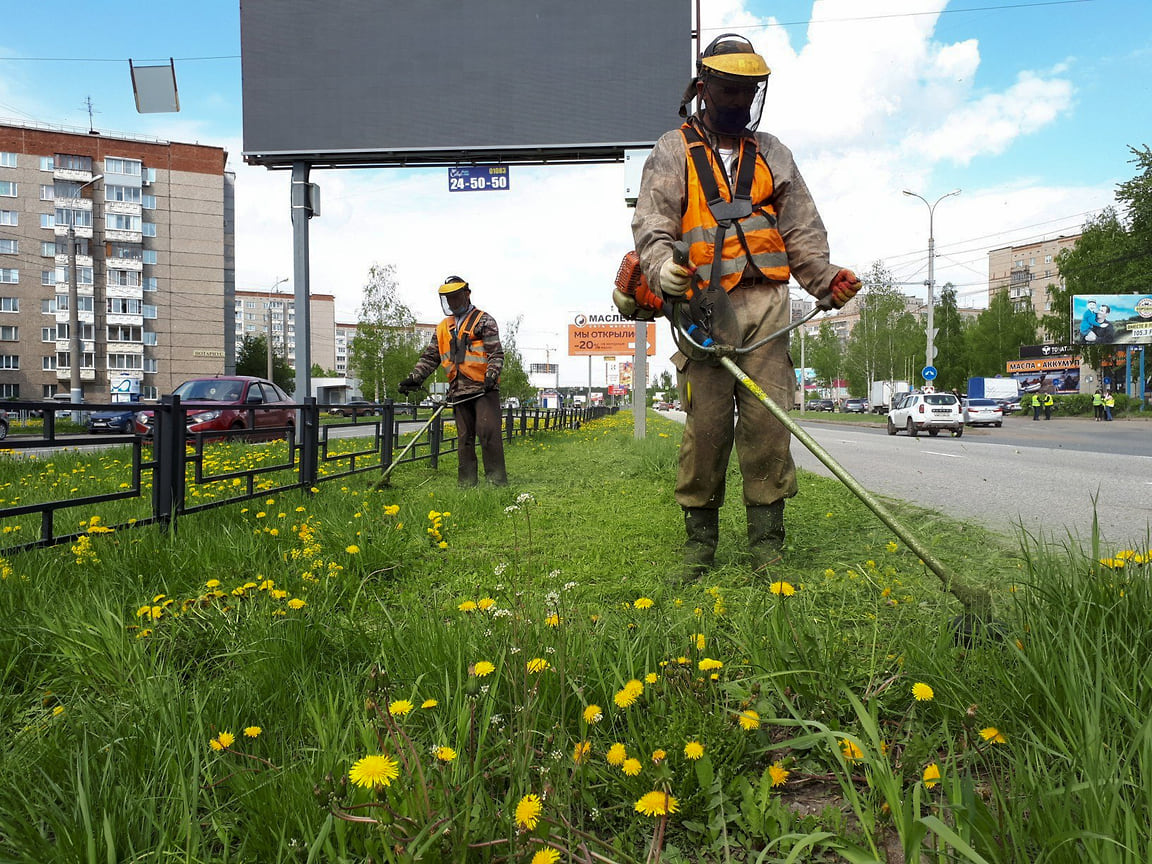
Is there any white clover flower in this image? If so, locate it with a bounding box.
[551,749,564,761]
[548,569,561,579]
[545,646,555,654]
[545,591,560,605]
[494,608,513,619]
[563,581,578,591]
[504,505,519,514]
[516,492,535,504]
[509,645,521,654]
[493,563,507,577]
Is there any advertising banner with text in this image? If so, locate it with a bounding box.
[1071,294,1152,346]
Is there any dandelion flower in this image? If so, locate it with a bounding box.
[684,741,704,760]
[923,762,941,788]
[526,657,550,674]
[433,746,457,762]
[583,704,603,724]
[606,742,627,766]
[531,850,561,864]
[768,761,789,787]
[840,738,863,762]
[652,749,666,763]
[634,597,654,609]
[421,698,438,709]
[388,699,414,717]
[645,672,658,684]
[209,730,235,751]
[477,597,495,611]
[287,598,306,610]
[473,660,495,677]
[458,600,477,612]
[698,658,723,672]
[979,727,1007,744]
[635,790,679,817]
[243,726,262,738]
[573,740,591,763]
[769,581,795,596]
[348,754,400,789]
[614,680,643,708]
[622,757,642,776]
[545,612,560,627]
[912,682,934,702]
[515,793,542,830]
[737,709,761,731]
[693,633,705,650]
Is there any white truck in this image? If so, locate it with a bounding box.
[869,380,911,414]
[966,377,1019,401]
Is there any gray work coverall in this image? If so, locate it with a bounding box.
[631,119,843,510]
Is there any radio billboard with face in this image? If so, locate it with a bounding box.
[1071,294,1152,346]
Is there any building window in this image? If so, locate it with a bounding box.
[0,325,18,340]
[143,250,157,264]
[55,154,93,172]
[142,222,157,237]
[1,297,19,312]
[41,214,55,229]
[145,168,156,184]
[39,156,54,171]
[0,354,17,369]
[144,277,158,292]
[42,270,54,286]
[143,331,157,346]
[106,213,141,232]
[0,152,15,168]
[143,357,158,373]
[108,270,141,288]
[0,181,16,197]
[108,353,144,371]
[143,304,157,319]
[56,266,94,285]
[39,184,54,201]
[41,241,56,256]
[0,269,17,284]
[107,324,142,342]
[107,298,142,315]
[41,327,56,342]
[0,384,18,398]
[107,243,142,260]
[55,208,92,228]
[140,385,157,399]
[41,299,56,314]
[54,180,82,198]
[0,210,16,226]
[142,194,156,210]
[0,239,16,255]
[105,184,142,203]
[42,384,58,398]
[104,157,142,176]
[43,356,58,370]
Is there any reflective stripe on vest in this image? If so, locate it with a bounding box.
[436,308,488,383]
[680,124,790,291]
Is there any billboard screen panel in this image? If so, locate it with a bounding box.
[1071,294,1152,346]
[241,0,690,167]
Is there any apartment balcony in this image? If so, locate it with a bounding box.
[54,197,93,212]
[106,285,143,301]
[106,313,143,328]
[54,224,93,239]
[105,200,142,217]
[104,369,143,381]
[55,367,97,382]
[55,310,95,326]
[105,229,142,243]
[107,257,143,272]
[53,168,94,183]
[107,342,144,355]
[55,253,93,268]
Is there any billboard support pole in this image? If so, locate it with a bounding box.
[291,161,312,436]
[633,322,647,439]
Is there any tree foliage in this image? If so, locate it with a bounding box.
[348,265,426,402]
[966,290,1037,377]
[806,322,844,395]
[934,284,970,392]
[497,316,533,401]
[845,262,923,392]
[235,334,295,394]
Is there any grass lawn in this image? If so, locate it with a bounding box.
[0,410,1148,863]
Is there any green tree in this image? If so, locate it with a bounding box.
[652,370,677,405]
[934,283,970,392]
[965,289,1036,376]
[310,363,338,378]
[497,316,533,402]
[235,334,295,394]
[807,322,844,395]
[845,262,922,391]
[348,264,425,402]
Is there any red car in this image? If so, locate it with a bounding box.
[135,376,295,439]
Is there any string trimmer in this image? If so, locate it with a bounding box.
[623,242,992,621]
[371,390,484,491]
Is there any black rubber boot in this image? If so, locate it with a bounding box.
[680,507,719,581]
[747,502,785,572]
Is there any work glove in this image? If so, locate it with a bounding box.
[658,255,693,297]
[484,371,499,392]
[828,269,862,309]
[397,376,420,395]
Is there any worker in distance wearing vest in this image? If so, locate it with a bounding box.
[399,276,507,487]
[631,34,861,579]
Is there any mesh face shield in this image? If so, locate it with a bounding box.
[699,74,767,137]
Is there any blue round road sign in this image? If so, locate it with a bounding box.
[922,365,938,381]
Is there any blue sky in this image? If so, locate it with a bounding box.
[1,0,1148,385]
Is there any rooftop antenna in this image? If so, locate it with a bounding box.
[83,96,100,135]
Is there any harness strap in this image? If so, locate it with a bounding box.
[449,308,484,364]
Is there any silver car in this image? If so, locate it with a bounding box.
[962,397,1004,428]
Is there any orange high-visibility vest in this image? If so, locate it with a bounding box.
[436,308,488,383]
[680,124,790,291]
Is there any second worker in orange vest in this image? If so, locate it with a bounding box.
[399,276,508,487]
[632,34,860,578]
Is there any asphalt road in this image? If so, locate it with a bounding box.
[660,410,1152,549]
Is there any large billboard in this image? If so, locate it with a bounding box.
[1071,294,1152,346]
[241,0,690,168]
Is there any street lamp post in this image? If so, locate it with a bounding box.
[67,173,103,422]
[903,188,960,376]
[266,277,288,380]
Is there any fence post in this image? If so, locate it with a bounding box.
[299,396,319,487]
[505,406,513,441]
[152,395,185,528]
[380,401,396,477]
[430,410,442,469]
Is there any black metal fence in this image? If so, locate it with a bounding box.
[0,397,611,555]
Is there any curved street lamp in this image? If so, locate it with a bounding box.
[903,188,960,378]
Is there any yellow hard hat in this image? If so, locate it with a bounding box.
[437,276,469,295]
[698,34,770,82]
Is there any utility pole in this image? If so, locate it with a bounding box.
[67,173,103,423]
[903,189,960,377]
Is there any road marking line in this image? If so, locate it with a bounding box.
[924,451,965,458]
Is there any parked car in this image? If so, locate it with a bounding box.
[841,398,869,414]
[962,397,1004,427]
[135,376,294,440]
[0,409,7,441]
[88,403,141,434]
[805,398,835,412]
[887,392,963,437]
[997,396,1022,415]
[328,400,379,417]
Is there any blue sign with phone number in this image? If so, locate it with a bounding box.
[448,165,510,192]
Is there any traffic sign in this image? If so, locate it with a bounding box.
[922,365,938,381]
